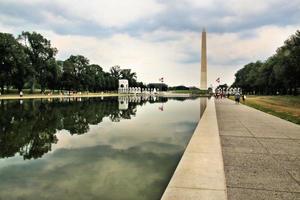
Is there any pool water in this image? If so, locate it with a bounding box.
[0,96,205,200]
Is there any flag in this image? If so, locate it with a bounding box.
[216,77,220,83]
[159,77,164,83]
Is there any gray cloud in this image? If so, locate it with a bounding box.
[1,0,299,37]
[133,0,300,34]
[0,0,299,86]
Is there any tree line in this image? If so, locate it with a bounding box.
[232,30,300,95]
[0,31,145,94]
[0,98,137,159]
[0,96,169,159]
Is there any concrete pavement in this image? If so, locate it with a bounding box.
[215,99,300,200]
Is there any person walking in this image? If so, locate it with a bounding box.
[242,94,246,102]
[235,92,240,104]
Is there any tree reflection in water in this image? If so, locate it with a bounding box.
[0,96,170,160]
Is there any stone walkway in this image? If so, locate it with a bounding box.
[215,99,300,200]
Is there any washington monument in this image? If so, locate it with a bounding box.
[200,28,207,90]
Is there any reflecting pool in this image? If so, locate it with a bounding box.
[0,96,206,200]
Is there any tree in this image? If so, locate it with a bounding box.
[110,65,121,79]
[0,33,30,92]
[93,65,104,91]
[61,55,89,91]
[120,69,137,86]
[18,31,57,93]
[11,46,31,92]
[46,59,62,92]
[0,33,16,92]
[276,30,300,94]
[232,30,300,95]
[81,64,103,92]
[0,30,144,94]
[256,57,277,94]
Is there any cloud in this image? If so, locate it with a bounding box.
[207,25,299,85]
[0,0,165,35]
[133,0,300,34]
[0,0,299,86]
[32,29,201,86]
[1,0,299,36]
[59,0,165,28]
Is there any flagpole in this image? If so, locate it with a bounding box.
[159,77,164,92]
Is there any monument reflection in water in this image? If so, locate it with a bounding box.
[0,96,206,200]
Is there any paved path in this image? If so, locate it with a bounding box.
[215,99,300,200]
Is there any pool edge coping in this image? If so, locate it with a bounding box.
[161,98,228,200]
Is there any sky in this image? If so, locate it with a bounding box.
[0,0,299,87]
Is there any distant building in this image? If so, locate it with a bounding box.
[118,79,141,94]
[119,79,128,90]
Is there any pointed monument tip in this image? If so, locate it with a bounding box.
[202,27,206,32]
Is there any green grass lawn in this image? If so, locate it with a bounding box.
[230,95,300,124]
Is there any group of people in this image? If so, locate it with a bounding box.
[214,92,246,104]
[215,92,233,99]
[214,92,226,99]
